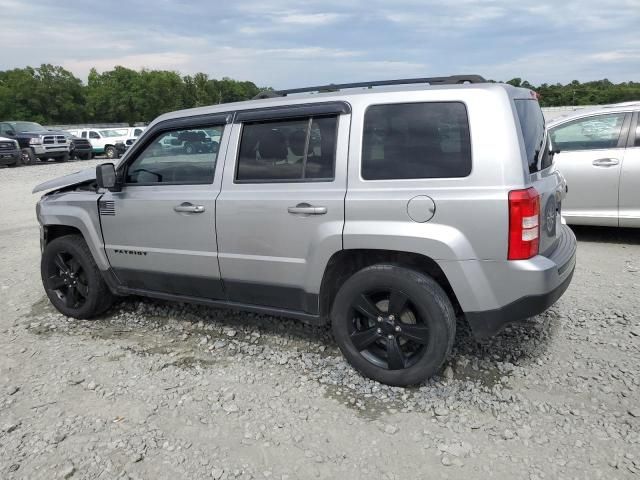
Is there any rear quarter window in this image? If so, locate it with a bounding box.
[361,102,471,180]
[514,99,551,172]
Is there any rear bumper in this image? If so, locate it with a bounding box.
[443,224,577,339]
[465,266,574,339]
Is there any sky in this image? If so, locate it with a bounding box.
[1,0,639,89]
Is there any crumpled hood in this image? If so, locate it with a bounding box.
[32,167,96,194]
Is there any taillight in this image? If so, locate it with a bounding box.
[508,187,540,260]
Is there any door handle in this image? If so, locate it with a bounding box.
[174,203,205,213]
[287,203,327,215]
[592,158,619,167]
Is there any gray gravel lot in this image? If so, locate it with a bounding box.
[1,161,639,479]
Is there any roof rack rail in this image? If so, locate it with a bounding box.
[253,75,486,99]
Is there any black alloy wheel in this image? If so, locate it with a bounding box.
[348,288,429,370]
[46,251,89,310]
[331,264,456,386]
[41,235,114,318]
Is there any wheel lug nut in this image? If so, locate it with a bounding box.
[377,316,383,322]
[389,315,395,321]
[395,326,401,332]
[387,334,394,339]
[376,328,382,334]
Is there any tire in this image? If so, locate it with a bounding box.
[184,143,195,154]
[81,152,93,160]
[105,146,117,159]
[41,235,114,319]
[21,148,36,165]
[331,264,456,386]
[54,153,70,163]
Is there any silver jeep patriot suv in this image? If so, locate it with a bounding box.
[34,75,576,386]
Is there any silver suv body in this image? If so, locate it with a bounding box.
[547,102,640,227]
[34,76,576,386]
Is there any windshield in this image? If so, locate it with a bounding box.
[9,121,47,133]
[514,99,550,173]
[100,129,128,137]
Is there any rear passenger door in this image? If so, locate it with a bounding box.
[216,104,350,315]
[619,112,640,227]
[550,112,631,226]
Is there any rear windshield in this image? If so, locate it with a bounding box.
[515,99,551,173]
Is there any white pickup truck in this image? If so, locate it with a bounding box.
[66,128,130,159]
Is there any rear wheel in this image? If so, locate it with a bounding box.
[41,235,114,319]
[21,148,36,165]
[331,264,456,386]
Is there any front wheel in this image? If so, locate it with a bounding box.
[331,264,456,386]
[105,146,117,159]
[21,148,36,165]
[41,235,114,319]
[54,153,70,163]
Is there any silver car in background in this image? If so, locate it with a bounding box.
[548,102,640,227]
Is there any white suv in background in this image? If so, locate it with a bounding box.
[66,128,130,159]
[124,126,146,148]
[548,101,640,227]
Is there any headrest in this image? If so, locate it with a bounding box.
[288,130,307,157]
[257,129,288,161]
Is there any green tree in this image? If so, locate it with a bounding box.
[0,64,85,123]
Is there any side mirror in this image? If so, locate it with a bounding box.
[96,163,117,189]
[5,130,15,136]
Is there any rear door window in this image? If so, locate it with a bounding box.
[514,99,550,173]
[361,102,471,180]
[235,116,338,183]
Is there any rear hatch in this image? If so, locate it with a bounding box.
[514,96,565,257]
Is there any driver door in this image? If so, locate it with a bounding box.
[100,116,230,299]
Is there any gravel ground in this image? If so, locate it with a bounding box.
[1,160,639,479]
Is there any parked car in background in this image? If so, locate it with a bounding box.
[124,126,146,148]
[548,101,640,227]
[157,129,219,156]
[34,75,576,386]
[0,136,21,167]
[0,121,70,164]
[61,132,93,160]
[66,128,129,159]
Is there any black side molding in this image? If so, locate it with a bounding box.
[98,269,325,326]
[235,101,351,123]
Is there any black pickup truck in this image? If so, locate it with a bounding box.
[0,121,70,164]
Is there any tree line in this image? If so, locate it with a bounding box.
[0,64,638,125]
[0,64,262,125]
